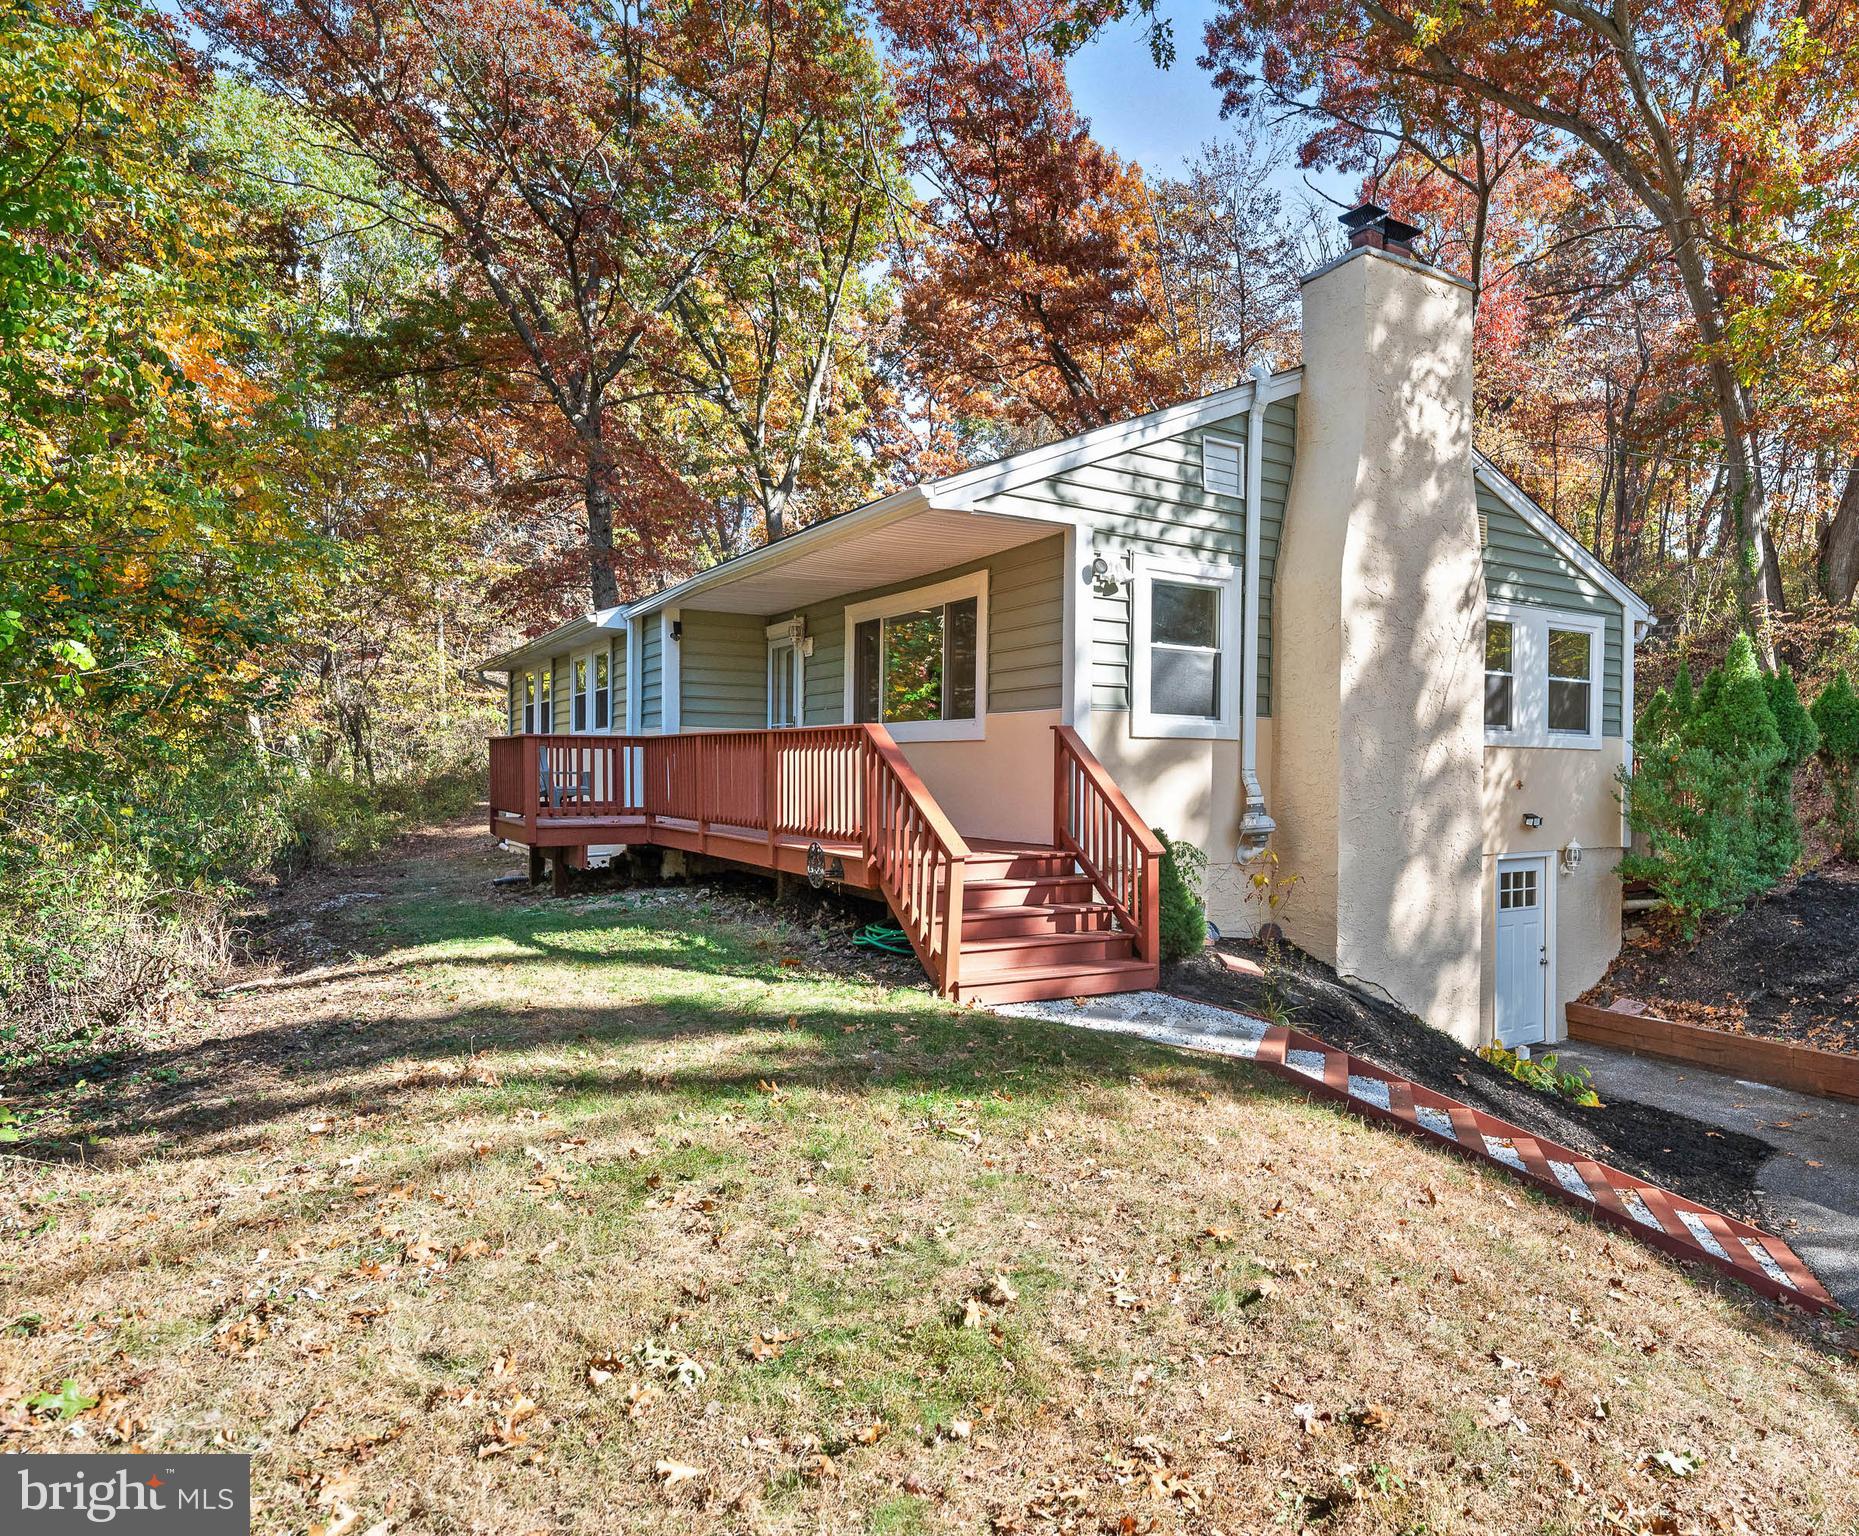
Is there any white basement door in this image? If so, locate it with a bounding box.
[1495,859,1548,1047]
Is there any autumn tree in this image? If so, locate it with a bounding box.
[1199,0,1859,657]
[196,0,892,607]
[1144,134,1310,391]
[879,0,1189,447]
[668,1,904,542]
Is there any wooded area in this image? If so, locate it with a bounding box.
[5,0,1858,1044]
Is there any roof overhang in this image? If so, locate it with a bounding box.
[629,491,1067,618]
[481,611,617,674]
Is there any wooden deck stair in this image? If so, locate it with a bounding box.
[946,841,1157,1005]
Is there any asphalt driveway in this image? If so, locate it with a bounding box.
[1555,1040,1859,1314]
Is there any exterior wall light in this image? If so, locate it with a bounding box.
[1089,551,1131,591]
[1522,812,1543,829]
[1562,841,1583,874]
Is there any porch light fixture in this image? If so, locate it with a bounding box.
[1089,551,1131,591]
[1562,841,1583,874]
[670,619,683,641]
[1521,812,1543,829]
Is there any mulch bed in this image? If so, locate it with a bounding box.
[1166,943,1776,1227]
[1596,864,1859,1058]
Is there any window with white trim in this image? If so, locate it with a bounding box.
[1201,435,1243,498]
[572,649,611,732]
[1484,602,1605,748]
[1485,618,1514,731]
[522,672,539,733]
[842,572,987,741]
[1547,626,1592,735]
[1130,555,1242,739]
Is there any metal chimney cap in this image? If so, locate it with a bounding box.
[1379,214,1425,245]
[1338,201,1389,232]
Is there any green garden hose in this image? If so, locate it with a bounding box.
[852,922,913,955]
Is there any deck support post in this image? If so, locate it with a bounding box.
[551,850,572,898]
[528,845,545,886]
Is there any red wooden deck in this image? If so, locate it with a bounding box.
[487,724,1162,1005]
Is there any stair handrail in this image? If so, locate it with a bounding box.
[1051,725,1164,967]
[859,724,971,995]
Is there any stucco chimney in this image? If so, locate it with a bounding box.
[1268,221,1486,1045]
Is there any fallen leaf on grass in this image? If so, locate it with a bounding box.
[1647,1448,1701,1478]
[746,1329,801,1362]
[1350,1403,1394,1432]
[855,1422,887,1445]
[585,1353,623,1388]
[655,1459,704,1487]
[626,1383,660,1419]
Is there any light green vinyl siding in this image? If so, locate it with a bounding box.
[507,675,519,734]
[1479,483,1624,736]
[767,534,1066,725]
[680,610,767,728]
[610,631,628,727]
[551,655,571,732]
[640,619,663,731]
[970,396,1296,716]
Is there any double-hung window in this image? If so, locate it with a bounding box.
[1484,602,1605,747]
[537,667,552,733]
[522,672,539,733]
[572,649,611,732]
[843,572,986,741]
[1485,618,1515,731]
[1130,554,1242,739]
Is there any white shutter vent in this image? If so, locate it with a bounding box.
[1201,436,1244,498]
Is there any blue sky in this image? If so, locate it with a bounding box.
[1067,2,1352,208]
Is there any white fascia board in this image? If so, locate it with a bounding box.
[929,372,1305,509]
[1474,453,1654,626]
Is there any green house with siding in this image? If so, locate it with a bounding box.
[485,211,1652,1045]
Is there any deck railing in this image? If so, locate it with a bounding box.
[1052,724,1164,966]
[488,725,970,992]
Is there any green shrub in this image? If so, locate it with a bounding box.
[1812,668,1859,858]
[1153,827,1208,964]
[1618,633,1793,936]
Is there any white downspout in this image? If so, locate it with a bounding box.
[1238,361,1277,860]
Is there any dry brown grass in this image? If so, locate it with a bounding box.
[2,826,1856,1535]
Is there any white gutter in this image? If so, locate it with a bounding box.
[1238,361,1277,861]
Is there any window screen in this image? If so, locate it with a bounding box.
[1485,619,1514,730]
[1149,579,1221,718]
[1547,628,1592,733]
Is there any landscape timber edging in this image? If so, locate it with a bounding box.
[1104,993,1837,1316]
[1566,1001,1859,1106]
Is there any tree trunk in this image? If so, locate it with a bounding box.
[1821,466,1859,608]
[582,437,622,612]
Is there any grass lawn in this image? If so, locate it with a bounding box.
[4,824,1857,1535]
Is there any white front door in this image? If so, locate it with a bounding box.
[1495,858,1548,1047]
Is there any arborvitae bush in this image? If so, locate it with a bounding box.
[1618,634,1792,936]
[1153,827,1208,964]
[1811,669,1859,858]
[1755,663,1817,881]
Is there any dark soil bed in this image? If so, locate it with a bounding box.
[1166,942,1776,1226]
[1595,864,1859,1058]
